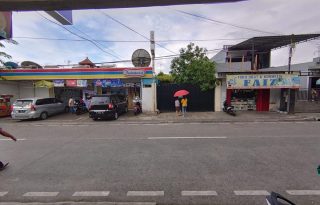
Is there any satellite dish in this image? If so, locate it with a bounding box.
[21,61,43,69]
[4,61,18,69]
[131,49,151,67]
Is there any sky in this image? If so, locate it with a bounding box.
[1,0,320,73]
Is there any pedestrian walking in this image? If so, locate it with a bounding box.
[181,96,188,117]
[68,97,75,114]
[0,127,17,170]
[175,97,181,116]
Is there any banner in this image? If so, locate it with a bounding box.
[53,80,65,87]
[66,80,77,87]
[0,12,12,39]
[226,74,300,89]
[34,80,53,88]
[77,80,87,87]
[93,79,123,87]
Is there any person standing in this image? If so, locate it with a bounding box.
[0,127,17,170]
[68,97,75,114]
[175,97,181,116]
[181,96,188,117]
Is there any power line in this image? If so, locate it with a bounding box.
[99,11,177,55]
[36,12,122,60]
[175,9,282,36]
[13,36,249,42]
[70,26,123,59]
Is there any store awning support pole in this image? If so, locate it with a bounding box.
[150,31,157,113]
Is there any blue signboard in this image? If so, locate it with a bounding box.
[93,79,124,87]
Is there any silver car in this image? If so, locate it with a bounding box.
[11,98,68,120]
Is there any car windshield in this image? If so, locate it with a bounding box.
[13,100,33,107]
[91,96,110,105]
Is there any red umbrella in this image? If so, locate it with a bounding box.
[174,90,189,97]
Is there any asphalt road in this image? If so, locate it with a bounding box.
[0,120,320,205]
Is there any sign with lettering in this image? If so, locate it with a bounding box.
[123,69,145,77]
[53,80,65,87]
[226,74,300,89]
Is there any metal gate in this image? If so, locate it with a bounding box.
[157,83,214,112]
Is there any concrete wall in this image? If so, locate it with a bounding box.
[220,78,227,110]
[141,84,154,112]
[214,81,222,111]
[269,89,281,111]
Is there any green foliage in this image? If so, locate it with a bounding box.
[170,43,216,91]
[156,71,174,83]
[0,39,17,65]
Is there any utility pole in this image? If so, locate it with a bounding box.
[287,34,295,114]
[150,31,157,113]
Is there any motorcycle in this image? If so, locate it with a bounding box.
[74,99,88,115]
[266,192,296,205]
[223,100,236,116]
[133,97,142,115]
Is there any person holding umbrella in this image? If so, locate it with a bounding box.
[174,90,189,117]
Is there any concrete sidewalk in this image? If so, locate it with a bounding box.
[117,111,320,123]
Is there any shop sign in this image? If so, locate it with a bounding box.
[226,74,300,89]
[123,69,145,77]
[66,80,77,87]
[77,80,87,87]
[93,79,123,87]
[53,80,65,87]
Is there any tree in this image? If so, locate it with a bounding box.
[156,71,174,83]
[0,39,17,65]
[170,43,216,91]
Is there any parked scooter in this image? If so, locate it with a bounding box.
[74,99,88,115]
[223,100,236,116]
[133,97,142,115]
[266,192,296,205]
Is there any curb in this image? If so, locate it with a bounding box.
[0,202,156,205]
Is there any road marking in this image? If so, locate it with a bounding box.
[127,191,164,196]
[23,192,59,197]
[286,190,320,195]
[181,191,217,196]
[0,192,8,197]
[148,136,227,140]
[234,190,269,195]
[72,191,110,197]
[0,139,26,141]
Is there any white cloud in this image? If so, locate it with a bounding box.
[1,0,319,73]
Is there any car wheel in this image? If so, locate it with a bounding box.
[93,117,98,121]
[113,111,118,120]
[40,112,48,120]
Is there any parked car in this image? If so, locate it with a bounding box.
[89,94,128,120]
[11,97,68,120]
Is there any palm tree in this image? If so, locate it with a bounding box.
[0,39,17,65]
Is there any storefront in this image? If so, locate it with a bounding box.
[221,73,300,112]
[0,67,155,111]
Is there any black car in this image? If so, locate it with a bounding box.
[89,94,128,120]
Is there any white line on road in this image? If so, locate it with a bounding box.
[286,190,320,195]
[234,190,269,196]
[0,192,8,197]
[148,136,227,140]
[181,191,217,196]
[72,191,110,197]
[127,191,164,196]
[23,192,59,197]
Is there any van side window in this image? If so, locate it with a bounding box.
[36,99,45,105]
